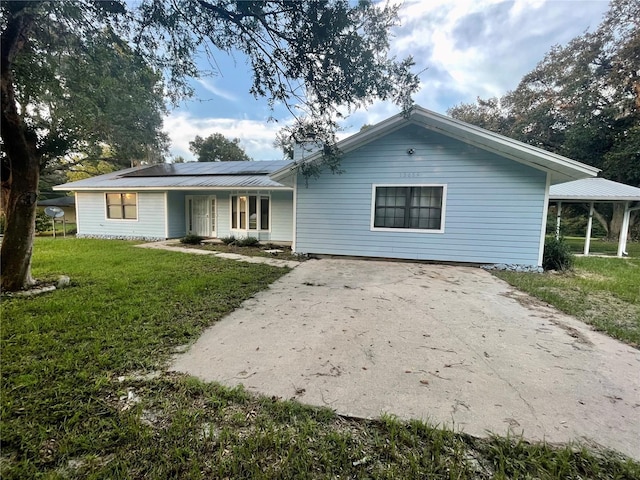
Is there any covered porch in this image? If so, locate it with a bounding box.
[549,178,640,257]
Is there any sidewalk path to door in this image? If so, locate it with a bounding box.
[135,241,300,269]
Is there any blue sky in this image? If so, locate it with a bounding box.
[164,0,610,162]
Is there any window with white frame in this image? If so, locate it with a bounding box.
[106,193,137,220]
[372,185,445,231]
[231,195,270,230]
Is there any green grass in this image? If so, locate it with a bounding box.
[562,236,640,257]
[496,241,640,347]
[36,221,77,237]
[2,239,639,478]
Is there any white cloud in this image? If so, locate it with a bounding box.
[164,112,287,161]
[195,78,239,102]
[389,0,609,112]
[165,1,610,157]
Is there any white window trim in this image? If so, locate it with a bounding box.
[370,184,447,234]
[229,193,272,233]
[104,192,139,221]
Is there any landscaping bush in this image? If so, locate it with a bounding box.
[35,211,51,233]
[543,237,574,271]
[236,236,260,247]
[220,235,237,245]
[180,234,204,245]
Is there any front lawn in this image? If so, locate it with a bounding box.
[495,245,640,347]
[2,239,639,478]
[562,237,640,257]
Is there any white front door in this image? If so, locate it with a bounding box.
[186,195,214,237]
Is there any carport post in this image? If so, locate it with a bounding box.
[555,201,562,240]
[617,201,630,257]
[584,202,594,256]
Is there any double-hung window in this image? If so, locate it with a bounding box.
[106,193,137,220]
[372,185,445,232]
[231,195,270,231]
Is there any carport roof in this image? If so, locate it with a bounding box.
[549,177,640,202]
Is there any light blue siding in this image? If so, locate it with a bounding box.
[295,125,547,266]
[166,191,186,238]
[270,190,294,242]
[76,192,166,240]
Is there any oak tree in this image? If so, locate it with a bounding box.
[189,133,251,162]
[1,0,419,290]
[449,0,639,238]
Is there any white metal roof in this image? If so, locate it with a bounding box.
[271,106,599,185]
[54,161,293,191]
[549,177,640,202]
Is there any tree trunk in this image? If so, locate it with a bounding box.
[0,160,39,291]
[592,208,610,238]
[1,3,40,291]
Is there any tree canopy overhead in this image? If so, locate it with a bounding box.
[189,133,251,162]
[448,0,639,238]
[1,0,419,290]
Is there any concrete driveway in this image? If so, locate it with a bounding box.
[170,258,640,459]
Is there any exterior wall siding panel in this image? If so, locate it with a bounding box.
[166,191,186,238]
[76,191,166,240]
[77,189,293,242]
[295,125,546,266]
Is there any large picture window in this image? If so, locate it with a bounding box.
[106,193,137,220]
[231,195,270,231]
[372,185,445,232]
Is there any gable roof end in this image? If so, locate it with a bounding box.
[270,106,599,185]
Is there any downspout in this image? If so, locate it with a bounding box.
[618,203,640,257]
[584,202,594,256]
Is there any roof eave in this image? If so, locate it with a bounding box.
[53,185,293,192]
[270,106,599,184]
[549,195,640,202]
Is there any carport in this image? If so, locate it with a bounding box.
[549,177,640,256]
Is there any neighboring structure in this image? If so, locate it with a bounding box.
[550,177,640,257]
[271,106,598,267]
[57,106,600,267]
[55,161,293,242]
[38,196,76,223]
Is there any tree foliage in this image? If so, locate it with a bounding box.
[1,0,418,290]
[189,133,251,162]
[448,0,639,238]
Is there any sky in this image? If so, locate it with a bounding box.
[163,0,610,162]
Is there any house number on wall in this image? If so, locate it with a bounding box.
[400,172,421,178]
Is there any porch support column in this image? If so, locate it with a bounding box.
[555,201,562,240]
[584,202,594,256]
[617,201,630,257]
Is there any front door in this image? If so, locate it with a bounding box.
[186,195,215,237]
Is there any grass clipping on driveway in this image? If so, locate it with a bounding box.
[2,239,639,479]
[495,255,640,347]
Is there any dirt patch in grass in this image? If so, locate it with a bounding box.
[501,289,593,345]
[3,239,639,478]
[500,289,549,309]
[176,242,305,262]
[495,259,640,347]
